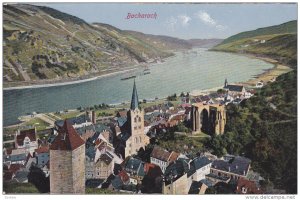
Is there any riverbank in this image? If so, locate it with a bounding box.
[189,54,292,96]
[3,66,141,90]
[2,49,279,127]
[239,55,292,87]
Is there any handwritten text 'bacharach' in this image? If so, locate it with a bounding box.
[126,12,158,19]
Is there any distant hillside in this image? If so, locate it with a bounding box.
[219,20,297,45]
[212,21,297,67]
[124,30,192,50]
[3,4,191,86]
[187,39,223,48]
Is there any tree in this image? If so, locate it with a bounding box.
[217,89,226,94]
[28,165,50,193]
[167,94,177,101]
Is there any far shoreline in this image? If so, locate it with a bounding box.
[3,50,292,128]
[3,67,141,91]
[3,49,288,91]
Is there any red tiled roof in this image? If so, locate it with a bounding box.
[9,164,22,173]
[119,170,129,183]
[6,148,13,155]
[4,171,14,181]
[50,121,85,151]
[35,146,49,154]
[16,129,36,146]
[171,114,185,121]
[236,178,263,194]
[95,138,102,146]
[117,111,127,118]
[168,152,180,163]
[144,163,156,174]
[99,153,113,165]
[150,146,171,162]
[144,121,150,126]
[180,103,191,108]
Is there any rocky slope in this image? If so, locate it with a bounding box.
[3,4,191,86]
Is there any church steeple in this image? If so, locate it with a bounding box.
[130,79,139,110]
[224,78,228,88]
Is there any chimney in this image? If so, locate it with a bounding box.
[228,166,231,172]
[236,165,238,169]
[243,170,246,176]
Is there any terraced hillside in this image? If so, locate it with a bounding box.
[212,21,297,67]
[3,4,191,86]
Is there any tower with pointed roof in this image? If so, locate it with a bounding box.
[224,78,228,88]
[49,121,85,194]
[125,80,149,158]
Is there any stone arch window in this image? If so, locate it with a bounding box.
[134,117,137,123]
[139,136,142,143]
[135,137,138,144]
[138,117,141,122]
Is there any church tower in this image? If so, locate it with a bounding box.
[50,121,85,194]
[125,80,149,157]
[224,78,228,88]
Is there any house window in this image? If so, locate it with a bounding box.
[242,187,247,194]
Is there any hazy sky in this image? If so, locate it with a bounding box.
[38,3,297,39]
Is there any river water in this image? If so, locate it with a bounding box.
[3,48,273,126]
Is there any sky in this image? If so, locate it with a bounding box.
[38,3,297,39]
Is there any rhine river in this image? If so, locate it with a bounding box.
[3,48,273,126]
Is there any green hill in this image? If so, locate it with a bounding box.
[208,69,297,193]
[212,33,297,67]
[219,20,297,45]
[209,20,298,193]
[3,4,191,87]
[212,21,297,67]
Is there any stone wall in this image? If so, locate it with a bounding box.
[72,145,85,194]
[162,174,189,195]
[50,150,73,193]
[191,103,226,135]
[50,144,85,194]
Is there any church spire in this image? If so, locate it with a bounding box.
[224,78,228,88]
[130,79,139,110]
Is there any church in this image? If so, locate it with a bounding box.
[114,80,150,159]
